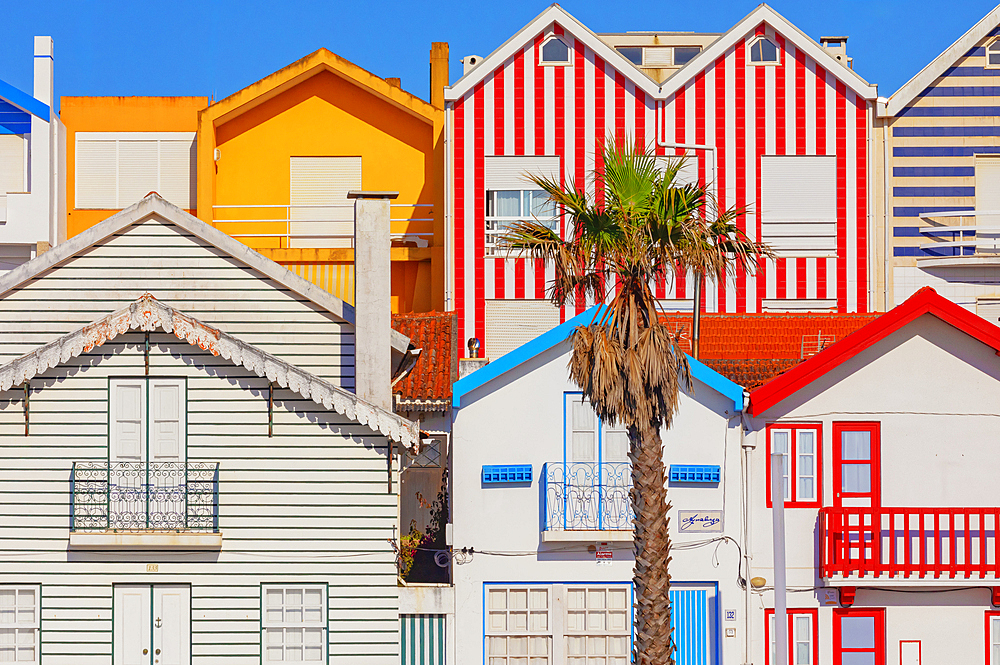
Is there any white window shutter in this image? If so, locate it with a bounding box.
[976,155,1000,215]
[150,379,184,463]
[0,134,25,194]
[290,156,361,248]
[760,155,837,257]
[117,140,159,207]
[655,156,700,187]
[76,139,118,209]
[111,380,145,462]
[484,299,561,360]
[158,139,197,209]
[484,156,561,190]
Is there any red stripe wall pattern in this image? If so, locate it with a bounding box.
[451,22,871,348]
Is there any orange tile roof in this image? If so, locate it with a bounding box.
[392,312,457,409]
[659,312,878,389]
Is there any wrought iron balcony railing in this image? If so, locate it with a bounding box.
[70,462,220,533]
[542,462,633,532]
[820,507,1000,580]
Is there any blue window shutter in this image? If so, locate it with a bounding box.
[669,588,709,665]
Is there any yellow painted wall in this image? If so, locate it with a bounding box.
[61,96,206,238]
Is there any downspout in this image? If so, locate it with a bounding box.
[741,390,753,665]
[879,97,892,310]
[444,102,455,312]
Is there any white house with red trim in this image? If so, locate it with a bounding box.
[745,286,1000,664]
[444,4,879,360]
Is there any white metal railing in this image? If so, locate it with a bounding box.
[211,203,434,248]
[917,210,1000,256]
[484,216,558,256]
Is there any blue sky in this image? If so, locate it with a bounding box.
[0,0,996,110]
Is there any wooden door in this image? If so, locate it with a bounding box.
[833,423,881,567]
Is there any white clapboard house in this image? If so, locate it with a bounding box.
[449,307,748,665]
[0,194,417,665]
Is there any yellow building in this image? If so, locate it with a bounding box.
[62,44,449,313]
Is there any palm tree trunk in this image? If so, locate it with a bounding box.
[629,423,674,665]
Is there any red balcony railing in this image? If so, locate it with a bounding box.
[820,507,1000,580]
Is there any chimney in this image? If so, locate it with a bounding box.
[461,55,483,75]
[430,42,449,108]
[33,36,53,107]
[820,36,853,69]
[350,191,398,411]
[385,77,401,88]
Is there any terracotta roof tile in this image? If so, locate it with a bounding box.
[659,312,878,389]
[392,312,457,407]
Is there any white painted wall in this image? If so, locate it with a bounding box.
[452,340,747,664]
[748,313,1000,664]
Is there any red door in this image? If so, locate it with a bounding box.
[833,608,885,665]
[833,423,882,569]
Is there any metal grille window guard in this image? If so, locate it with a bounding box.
[70,461,220,533]
[542,462,633,532]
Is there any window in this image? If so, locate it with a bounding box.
[986,612,1000,664]
[540,37,571,64]
[655,156,700,188]
[766,424,821,507]
[988,39,1000,68]
[110,378,186,464]
[486,587,552,664]
[484,155,561,257]
[262,585,327,663]
[833,609,884,665]
[486,585,631,664]
[674,46,701,65]
[616,47,643,66]
[289,156,361,249]
[750,37,780,64]
[484,299,561,360]
[76,132,196,209]
[0,586,39,665]
[760,156,837,257]
[565,394,630,464]
[975,155,1000,223]
[767,609,818,665]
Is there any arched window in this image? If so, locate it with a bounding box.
[988,38,1000,68]
[749,37,779,64]
[540,36,571,65]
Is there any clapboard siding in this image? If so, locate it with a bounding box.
[0,334,399,664]
[0,218,355,385]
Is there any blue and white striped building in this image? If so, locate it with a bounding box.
[879,5,1000,319]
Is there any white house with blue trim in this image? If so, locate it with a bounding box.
[450,307,749,665]
[0,36,65,268]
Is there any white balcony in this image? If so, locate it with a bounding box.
[915,210,1000,267]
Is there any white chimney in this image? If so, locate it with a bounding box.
[349,190,397,411]
[33,37,53,107]
[461,55,483,75]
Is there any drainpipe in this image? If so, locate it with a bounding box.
[771,451,788,665]
[878,97,891,310]
[692,271,703,358]
[741,396,753,665]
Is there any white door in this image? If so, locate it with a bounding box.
[114,585,151,665]
[114,585,190,665]
[289,156,361,248]
[110,379,185,529]
[153,586,191,665]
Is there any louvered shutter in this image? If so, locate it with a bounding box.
[117,139,159,206]
[0,135,25,194]
[76,139,118,209]
[669,586,712,665]
[760,155,837,256]
[150,379,184,463]
[643,47,673,67]
[158,138,197,209]
[111,380,145,462]
[290,156,361,248]
[656,156,700,187]
[484,299,561,360]
[484,156,561,190]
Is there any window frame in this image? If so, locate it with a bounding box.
[260,583,329,664]
[986,611,1000,664]
[673,46,702,66]
[987,38,1000,69]
[832,421,881,508]
[0,585,40,665]
[108,376,188,465]
[765,423,822,508]
[484,188,558,256]
[539,36,572,66]
[563,393,630,465]
[749,36,781,65]
[765,608,818,665]
[484,585,554,665]
[833,608,885,665]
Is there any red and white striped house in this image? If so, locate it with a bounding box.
[444,5,879,359]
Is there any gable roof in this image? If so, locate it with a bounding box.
[392,311,457,411]
[0,77,49,121]
[749,287,1000,415]
[659,4,877,100]
[0,294,419,448]
[444,4,661,101]
[886,4,1000,116]
[0,193,410,354]
[452,305,746,412]
[445,3,876,103]
[659,312,878,389]
[203,48,439,127]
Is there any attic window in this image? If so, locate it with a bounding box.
[749,37,779,64]
[988,38,1000,68]
[674,46,701,65]
[617,47,643,66]
[540,37,571,65]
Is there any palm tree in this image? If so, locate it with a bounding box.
[499,139,769,665]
